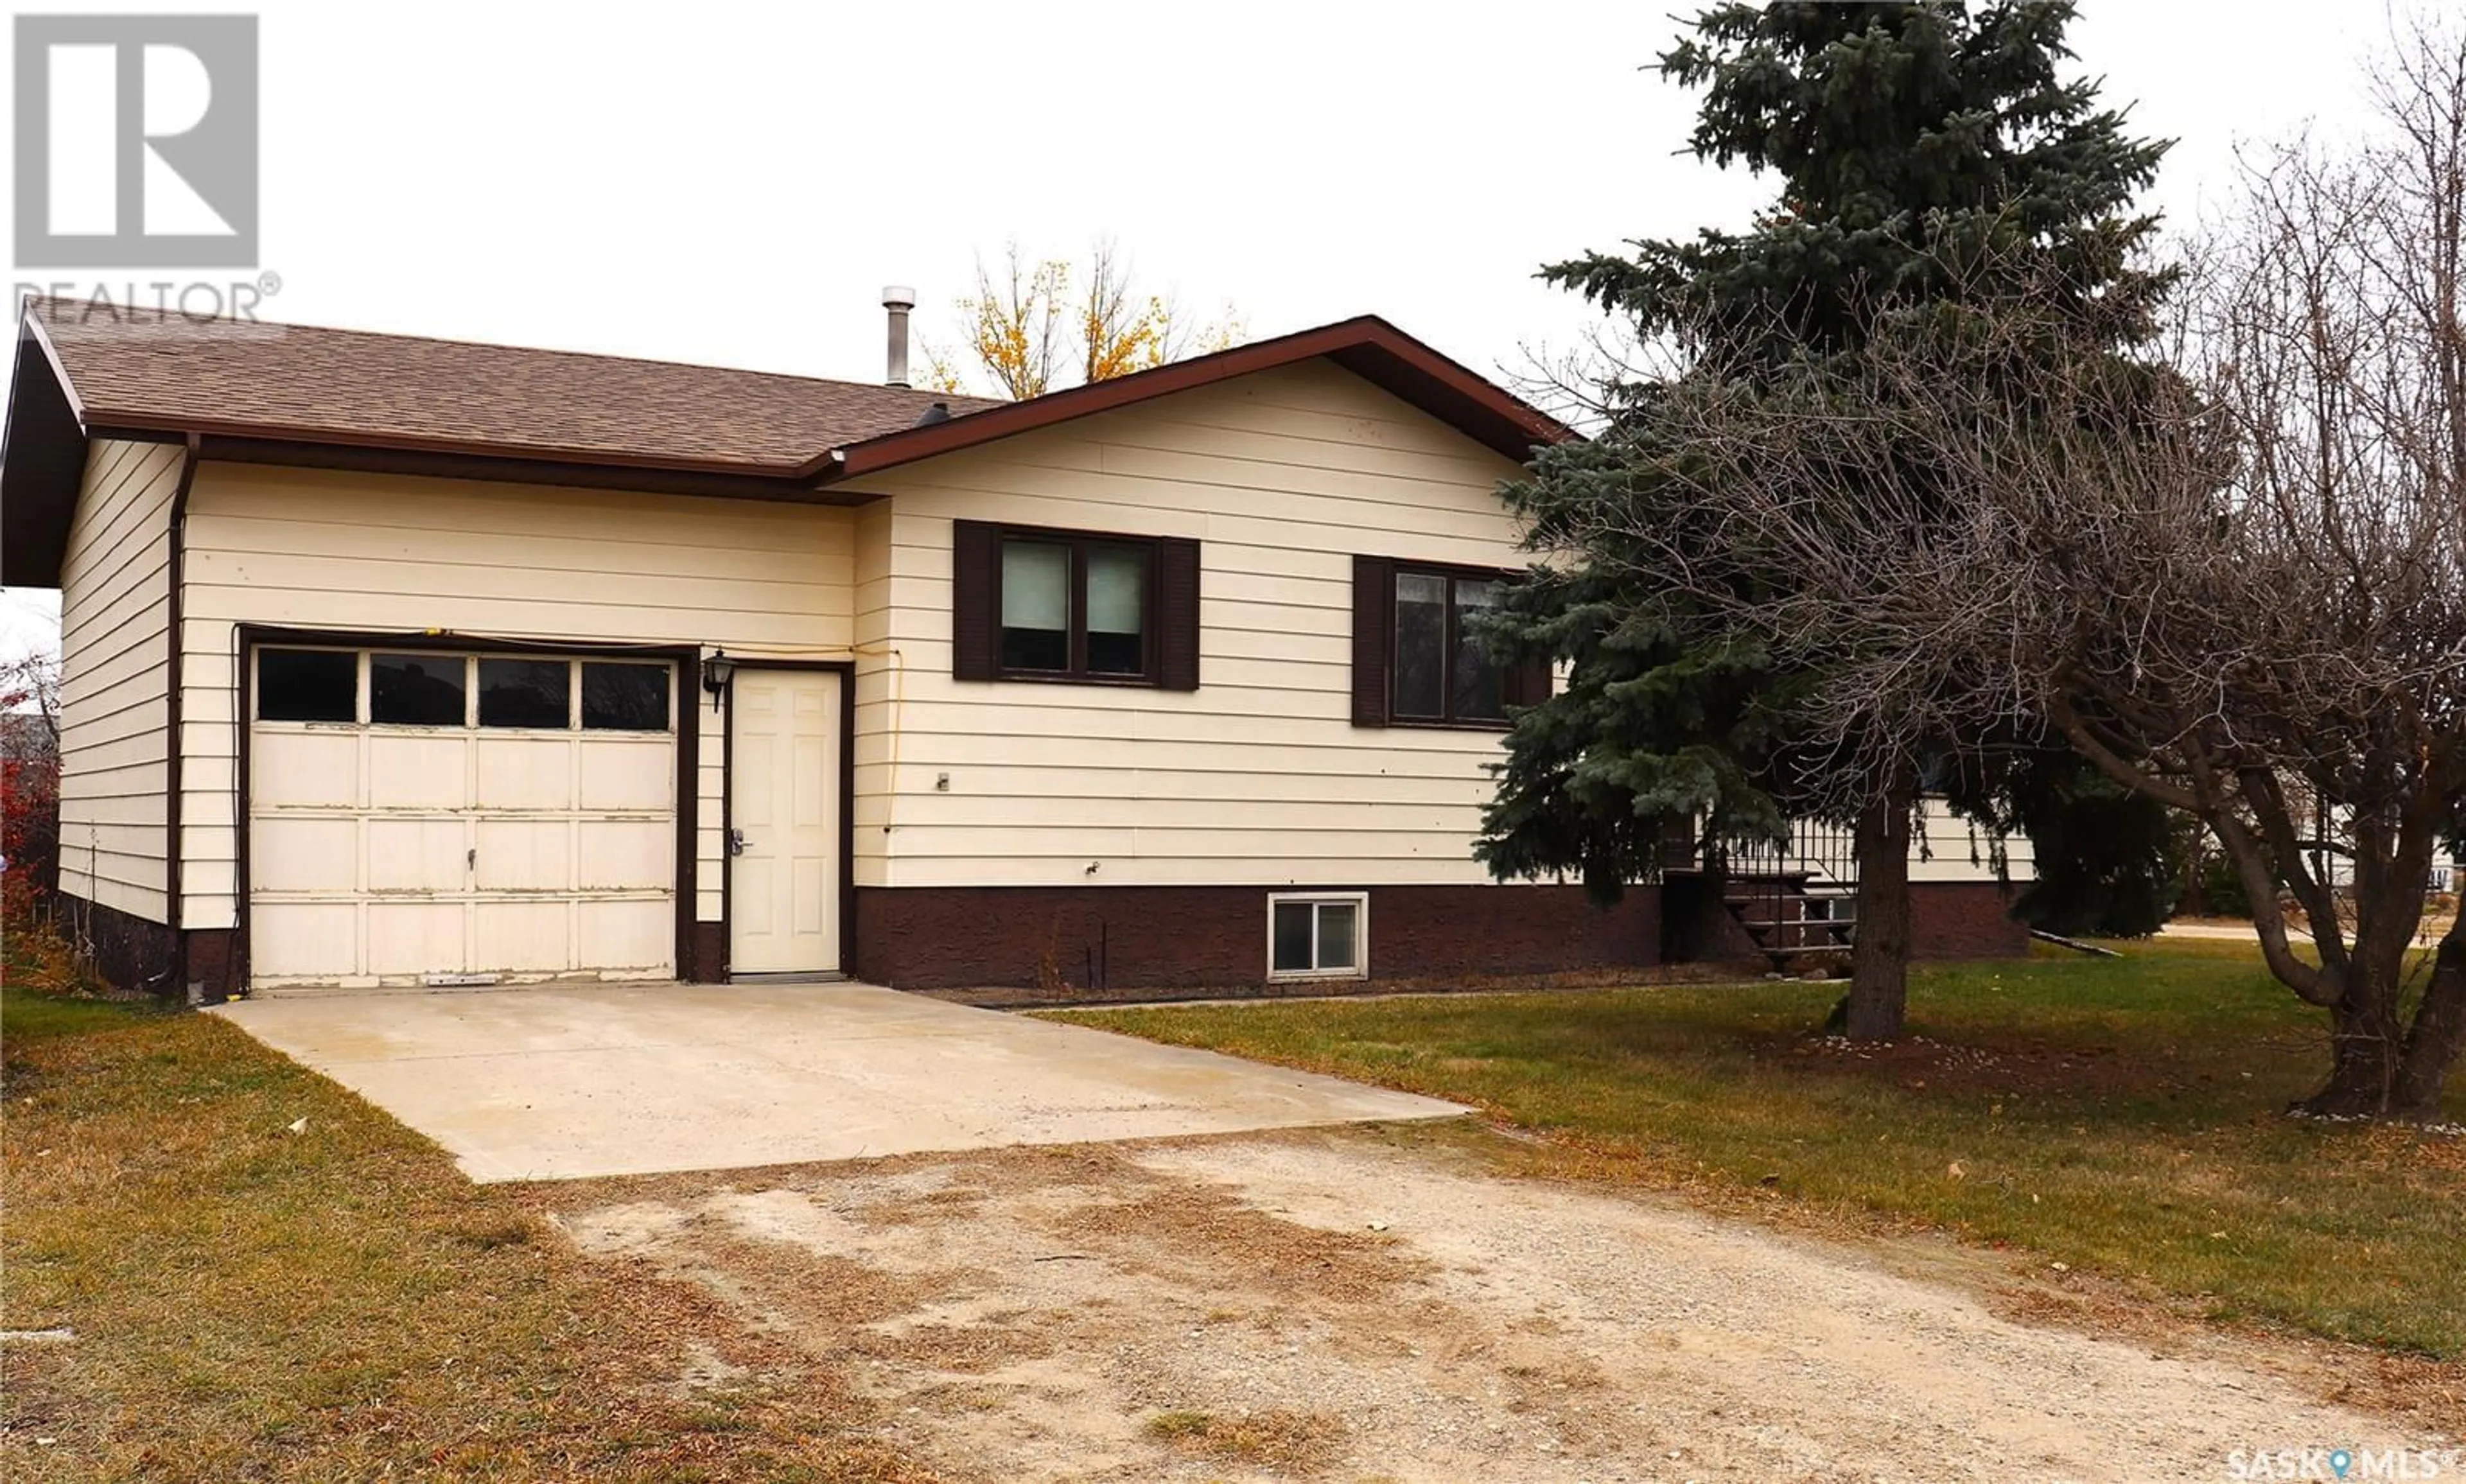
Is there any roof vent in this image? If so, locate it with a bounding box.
[881,285,916,388]
[915,400,950,426]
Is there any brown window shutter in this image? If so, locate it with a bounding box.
[951,519,999,681]
[1489,650,1548,710]
[1351,554,1392,728]
[1506,656,1552,709]
[1500,568,1550,709]
[1155,537,1202,691]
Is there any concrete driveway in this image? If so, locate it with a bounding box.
[212,982,1462,1182]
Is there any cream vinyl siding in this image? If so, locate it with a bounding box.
[1910,805,2037,883]
[844,360,1534,889]
[57,438,182,922]
[177,464,858,932]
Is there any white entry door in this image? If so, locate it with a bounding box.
[729,670,843,974]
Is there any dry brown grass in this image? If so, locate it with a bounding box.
[1334,1113,2466,1431]
[1060,943,2466,1434]
[0,974,940,1483]
[1979,1267,2466,1433]
[1060,943,2465,1357]
[669,1228,1065,1377]
[532,1139,1130,1217]
[1142,1406,1347,1472]
[688,1232,982,1330]
[1056,1178,1432,1305]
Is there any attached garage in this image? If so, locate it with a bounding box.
[245,642,686,990]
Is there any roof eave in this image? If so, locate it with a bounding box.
[0,312,94,588]
[811,315,1574,485]
[73,408,820,481]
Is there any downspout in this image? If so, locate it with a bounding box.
[166,433,200,1002]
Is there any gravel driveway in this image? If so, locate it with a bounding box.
[550,1128,2450,1483]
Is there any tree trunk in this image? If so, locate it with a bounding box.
[1844,772,1915,1040]
[2295,896,2464,1122]
[2392,912,2466,1121]
[2302,981,2407,1118]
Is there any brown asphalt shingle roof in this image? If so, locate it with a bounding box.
[6,297,1571,589]
[26,297,1003,473]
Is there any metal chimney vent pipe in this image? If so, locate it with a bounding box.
[881,285,916,388]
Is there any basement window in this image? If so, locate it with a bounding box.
[1267,893,1368,981]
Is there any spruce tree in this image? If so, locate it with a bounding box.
[1480,1,2171,1034]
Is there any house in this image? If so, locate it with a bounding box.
[0,294,2025,1000]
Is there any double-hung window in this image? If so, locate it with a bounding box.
[997,533,1154,679]
[951,520,1203,690]
[1351,556,1546,728]
[1391,568,1507,724]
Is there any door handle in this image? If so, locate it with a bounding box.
[728,828,748,857]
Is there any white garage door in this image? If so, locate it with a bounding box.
[248,646,678,990]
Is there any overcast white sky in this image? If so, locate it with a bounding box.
[0,0,2402,664]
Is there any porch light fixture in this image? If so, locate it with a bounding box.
[701,649,734,711]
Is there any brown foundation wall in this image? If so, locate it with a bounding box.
[1909,881,2029,959]
[183,928,241,1002]
[60,895,175,996]
[851,878,2020,993]
[55,896,249,1002]
[853,883,1662,993]
[58,879,2007,1000]
[687,921,726,984]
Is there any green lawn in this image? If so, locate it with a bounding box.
[0,973,934,1482]
[1055,939,2466,1358]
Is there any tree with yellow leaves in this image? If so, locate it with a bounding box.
[923,242,1241,399]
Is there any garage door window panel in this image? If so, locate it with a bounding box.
[480,658,572,728]
[370,653,468,726]
[582,661,671,731]
[258,648,358,722]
